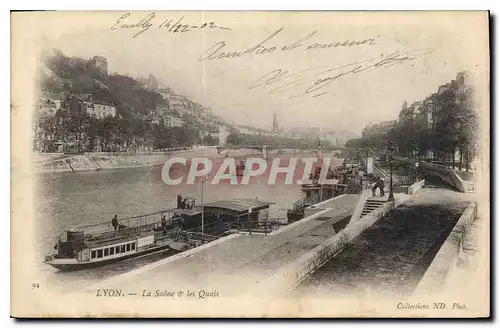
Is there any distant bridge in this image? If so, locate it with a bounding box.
[215,145,362,159]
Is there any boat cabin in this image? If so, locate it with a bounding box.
[45,209,185,270]
[168,199,276,235]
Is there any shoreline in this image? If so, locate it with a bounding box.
[32,148,332,174]
[32,147,262,174]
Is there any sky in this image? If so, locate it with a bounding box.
[31,11,489,136]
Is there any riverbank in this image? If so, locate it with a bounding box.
[32,147,226,173]
[32,148,322,174]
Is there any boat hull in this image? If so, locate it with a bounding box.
[44,245,174,271]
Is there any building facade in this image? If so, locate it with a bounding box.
[86,103,117,119]
[164,115,185,127]
[61,93,116,118]
[36,92,63,116]
[362,120,396,139]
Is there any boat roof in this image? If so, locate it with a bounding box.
[203,199,275,216]
[171,207,203,216]
[168,199,275,217]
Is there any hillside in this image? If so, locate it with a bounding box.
[40,49,167,118]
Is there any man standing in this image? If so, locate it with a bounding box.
[372,178,385,197]
[378,178,385,197]
[112,215,119,231]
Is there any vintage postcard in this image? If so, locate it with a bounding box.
[11,11,490,318]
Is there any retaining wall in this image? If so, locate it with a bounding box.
[247,194,410,299]
[33,148,221,173]
[34,153,176,173]
[408,179,426,195]
[394,157,468,192]
[421,162,467,192]
[413,202,478,295]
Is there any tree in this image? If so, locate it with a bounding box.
[226,131,241,145]
[202,134,218,146]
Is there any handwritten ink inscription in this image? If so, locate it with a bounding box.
[249,48,434,98]
[199,28,378,61]
[110,12,231,38]
[198,27,432,99]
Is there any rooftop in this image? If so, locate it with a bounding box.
[204,199,275,216]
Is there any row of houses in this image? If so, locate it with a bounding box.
[35,92,117,119]
[362,71,472,140]
[362,120,397,139]
[136,112,186,127]
[361,71,475,161]
[35,91,186,129]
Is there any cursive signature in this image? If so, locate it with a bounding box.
[248,48,433,99]
[110,12,231,38]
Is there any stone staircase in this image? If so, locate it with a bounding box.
[360,197,387,218]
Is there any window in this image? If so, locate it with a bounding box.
[110,248,115,255]
[104,248,109,256]
[131,243,136,250]
[116,246,120,254]
[91,250,96,259]
[126,244,131,252]
[121,245,125,253]
[97,249,103,258]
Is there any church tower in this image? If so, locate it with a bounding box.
[272,110,279,132]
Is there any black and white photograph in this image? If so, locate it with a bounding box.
[10,10,490,318]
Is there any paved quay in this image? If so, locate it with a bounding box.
[83,194,360,297]
[291,183,473,299]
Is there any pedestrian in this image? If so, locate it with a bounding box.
[372,178,384,197]
[379,178,385,196]
[111,215,118,231]
[177,195,183,209]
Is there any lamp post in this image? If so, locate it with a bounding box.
[388,141,396,201]
[198,174,210,241]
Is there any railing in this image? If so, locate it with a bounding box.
[291,196,307,211]
[236,220,286,235]
[372,165,388,179]
[58,209,180,239]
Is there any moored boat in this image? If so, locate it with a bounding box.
[44,210,181,271]
[287,159,363,223]
[44,197,278,271]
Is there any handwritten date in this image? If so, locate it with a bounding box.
[111,12,231,38]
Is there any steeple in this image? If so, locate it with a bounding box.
[272,110,279,131]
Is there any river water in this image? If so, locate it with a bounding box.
[34,150,342,291]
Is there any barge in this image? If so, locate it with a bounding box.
[44,198,276,271]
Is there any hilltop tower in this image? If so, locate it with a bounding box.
[89,56,108,75]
